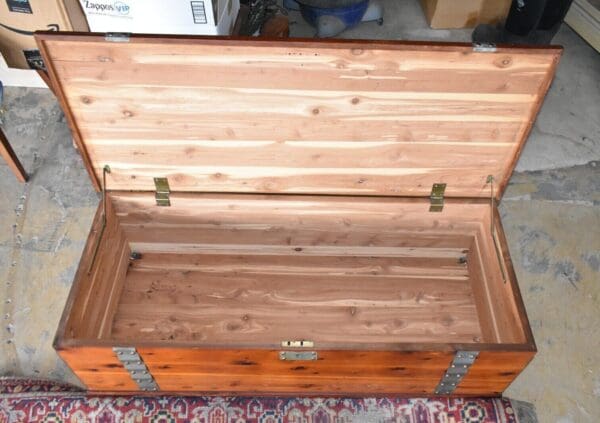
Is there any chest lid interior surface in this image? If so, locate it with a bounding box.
[36,33,560,199]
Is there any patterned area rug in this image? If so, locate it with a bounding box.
[0,378,527,422]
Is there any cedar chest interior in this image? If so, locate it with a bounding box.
[64,192,528,348]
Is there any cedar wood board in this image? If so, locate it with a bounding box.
[35,32,561,199]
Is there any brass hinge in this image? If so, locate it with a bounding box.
[473,42,497,52]
[435,351,479,395]
[113,347,159,391]
[154,177,171,206]
[429,183,446,212]
[281,340,314,348]
[105,32,131,42]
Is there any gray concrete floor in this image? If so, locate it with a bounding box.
[0,1,598,421]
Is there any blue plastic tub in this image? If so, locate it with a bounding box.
[298,0,370,29]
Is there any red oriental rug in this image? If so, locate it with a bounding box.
[0,378,533,422]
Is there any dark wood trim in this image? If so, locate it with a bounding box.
[55,338,536,352]
[34,31,563,55]
[76,390,501,397]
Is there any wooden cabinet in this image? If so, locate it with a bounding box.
[35,33,561,395]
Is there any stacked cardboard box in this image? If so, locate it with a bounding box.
[0,0,88,69]
[79,0,240,37]
[420,0,512,29]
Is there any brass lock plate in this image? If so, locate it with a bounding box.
[279,351,318,361]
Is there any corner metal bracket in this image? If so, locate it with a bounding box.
[435,351,479,395]
[113,347,159,391]
[429,183,446,212]
[154,177,171,206]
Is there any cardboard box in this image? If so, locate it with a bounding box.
[420,0,512,29]
[0,0,88,69]
[79,0,239,36]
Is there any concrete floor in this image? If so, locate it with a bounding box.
[0,0,599,421]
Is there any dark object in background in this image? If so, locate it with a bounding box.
[260,14,290,37]
[473,0,573,44]
[240,0,286,35]
[506,0,574,35]
[295,0,384,38]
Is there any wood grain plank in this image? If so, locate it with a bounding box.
[110,192,488,229]
[129,253,469,278]
[120,269,472,304]
[111,303,481,344]
[53,53,549,94]
[128,243,467,257]
[84,121,523,145]
[123,227,475,250]
[111,263,481,344]
[86,140,511,168]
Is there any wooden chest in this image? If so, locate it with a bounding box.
[36,32,560,395]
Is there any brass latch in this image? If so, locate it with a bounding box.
[279,340,316,361]
[281,340,314,348]
[429,183,446,212]
[154,177,170,206]
[279,351,317,361]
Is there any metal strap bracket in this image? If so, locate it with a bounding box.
[113,347,159,391]
[435,351,479,395]
[429,183,446,212]
[154,177,171,206]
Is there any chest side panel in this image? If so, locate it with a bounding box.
[140,348,456,394]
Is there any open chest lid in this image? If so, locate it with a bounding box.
[36,33,560,199]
